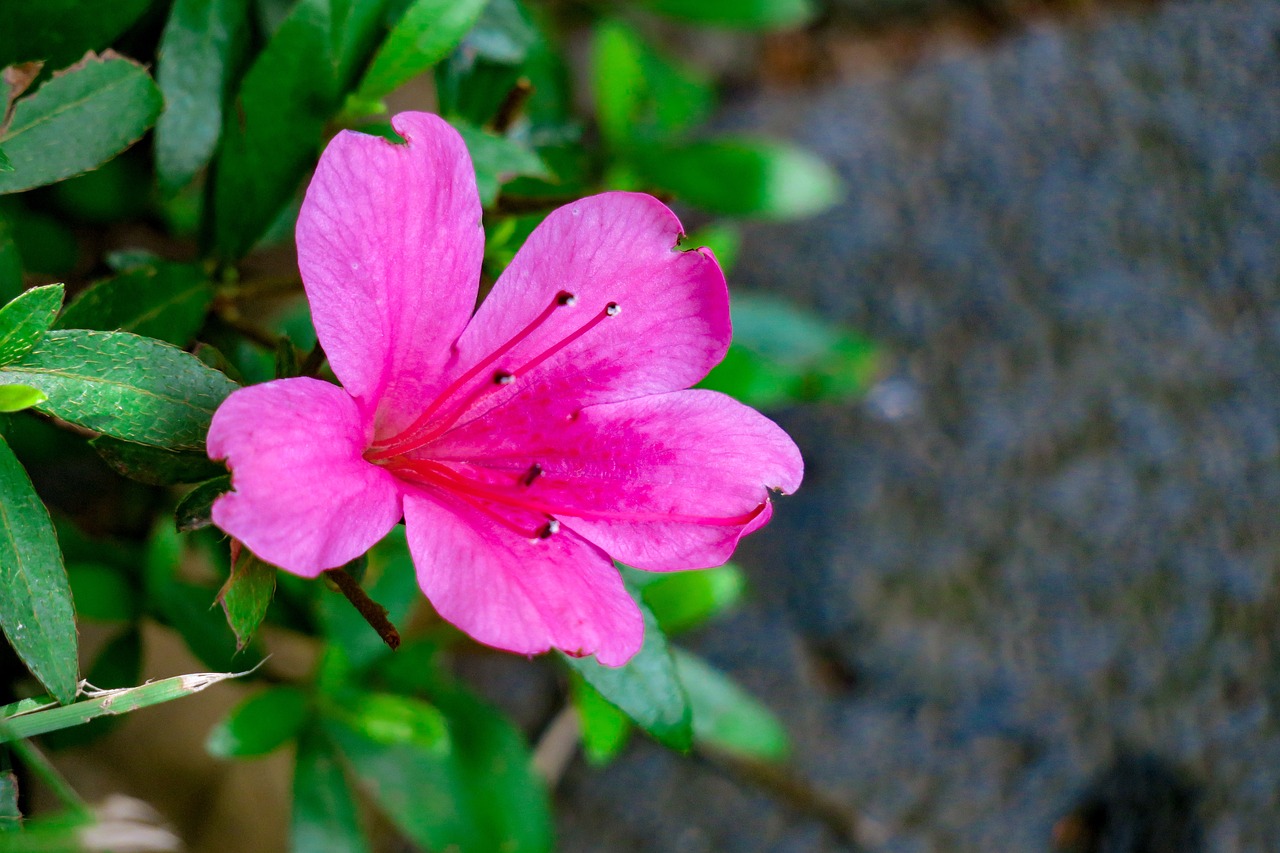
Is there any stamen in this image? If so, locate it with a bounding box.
[522,463,543,486]
[389,457,765,528]
[369,291,577,457]
[371,300,623,458]
[502,301,620,380]
[537,519,560,539]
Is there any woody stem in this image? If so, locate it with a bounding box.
[323,568,401,651]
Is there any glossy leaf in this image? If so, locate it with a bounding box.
[0,434,77,704]
[634,137,842,219]
[454,122,550,205]
[292,725,370,853]
[675,649,789,762]
[218,545,277,652]
[214,0,385,259]
[92,436,225,486]
[207,686,310,758]
[0,386,45,413]
[155,0,251,191]
[329,691,448,752]
[0,0,152,68]
[569,673,631,765]
[329,684,553,853]
[637,0,816,30]
[56,262,215,347]
[591,20,712,148]
[0,284,63,366]
[563,595,692,751]
[356,0,487,102]
[700,294,879,407]
[0,330,238,451]
[175,475,232,531]
[0,54,163,195]
[640,564,745,634]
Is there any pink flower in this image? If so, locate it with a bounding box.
[207,112,802,666]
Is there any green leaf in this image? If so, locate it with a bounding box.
[637,0,816,30]
[0,330,238,451]
[639,564,745,634]
[0,215,22,305]
[66,561,138,622]
[633,137,842,219]
[0,434,77,704]
[0,284,63,366]
[91,436,225,486]
[214,0,387,259]
[0,772,18,830]
[591,20,712,149]
[292,725,370,853]
[207,686,310,758]
[674,649,789,762]
[0,668,248,742]
[0,150,11,174]
[458,0,537,64]
[155,0,251,191]
[562,594,692,751]
[356,0,487,102]
[174,475,231,531]
[0,53,163,195]
[0,386,45,413]
[328,691,448,751]
[700,294,879,407]
[328,684,552,853]
[213,0,332,259]
[218,545,277,652]
[569,673,631,765]
[453,121,550,206]
[0,0,153,68]
[56,262,215,347]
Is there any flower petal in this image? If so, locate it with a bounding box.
[208,378,402,577]
[425,389,803,571]
[402,489,644,666]
[296,112,483,430]
[441,192,729,430]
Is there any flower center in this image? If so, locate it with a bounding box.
[367,291,619,461]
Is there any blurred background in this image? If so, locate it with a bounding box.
[3,0,1278,850]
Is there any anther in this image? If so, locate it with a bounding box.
[557,291,578,306]
[537,519,560,539]
[605,302,621,317]
[522,463,543,487]
[493,370,514,385]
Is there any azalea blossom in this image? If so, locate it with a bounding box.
[207,112,802,666]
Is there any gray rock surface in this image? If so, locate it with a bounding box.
[557,0,1280,850]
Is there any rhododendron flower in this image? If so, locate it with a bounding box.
[207,112,802,666]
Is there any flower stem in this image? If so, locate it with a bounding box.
[322,568,401,651]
